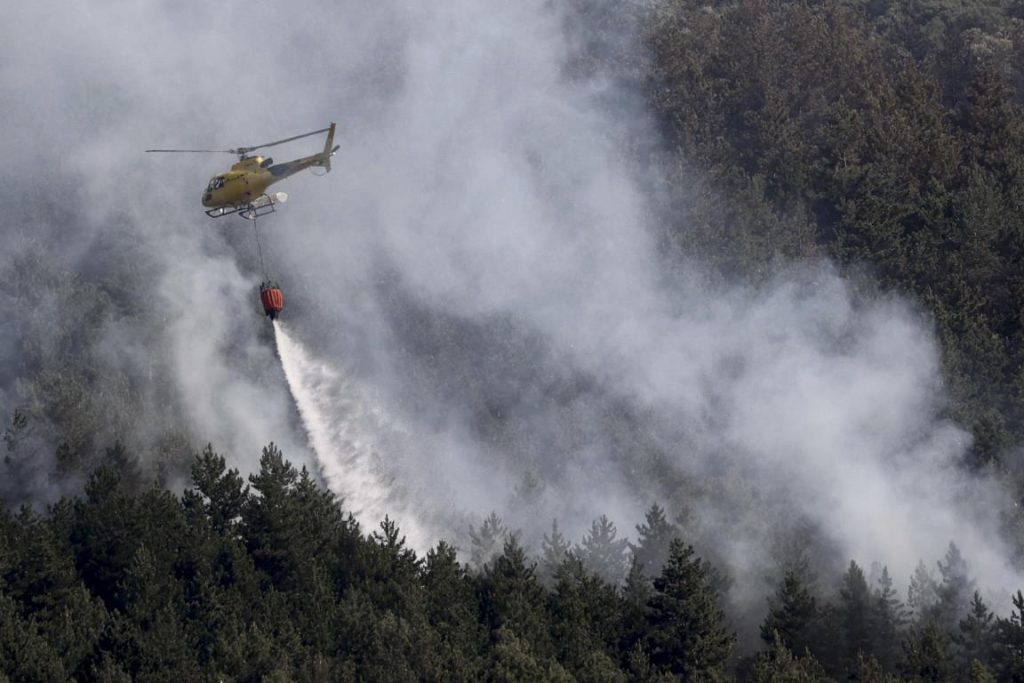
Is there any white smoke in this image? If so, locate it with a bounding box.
[1,0,1021,616]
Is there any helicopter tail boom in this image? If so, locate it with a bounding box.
[263,124,339,180]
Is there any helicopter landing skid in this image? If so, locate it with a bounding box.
[206,192,289,220]
[240,192,288,221]
[239,203,275,221]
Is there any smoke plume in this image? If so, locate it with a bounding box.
[0,0,1020,628]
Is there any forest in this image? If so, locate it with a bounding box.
[1,443,1022,681]
[4,0,1024,680]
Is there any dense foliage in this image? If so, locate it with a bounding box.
[3,444,1024,681]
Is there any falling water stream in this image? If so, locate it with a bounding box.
[272,321,431,549]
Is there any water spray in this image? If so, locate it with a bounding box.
[272,321,431,550]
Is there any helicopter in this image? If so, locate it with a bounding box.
[147,123,338,220]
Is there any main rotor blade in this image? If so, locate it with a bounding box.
[232,127,330,155]
[145,149,235,153]
[146,126,331,156]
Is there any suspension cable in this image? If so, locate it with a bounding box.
[252,215,269,281]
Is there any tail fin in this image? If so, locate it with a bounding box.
[322,122,338,173]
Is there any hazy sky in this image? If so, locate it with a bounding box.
[2,0,1020,623]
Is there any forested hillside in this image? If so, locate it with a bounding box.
[3,444,1023,681]
[5,0,1024,680]
[632,0,1024,463]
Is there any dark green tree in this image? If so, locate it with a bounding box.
[901,623,956,682]
[241,443,302,590]
[361,515,424,624]
[967,658,998,683]
[119,545,201,680]
[990,590,1024,682]
[69,465,143,611]
[547,554,625,678]
[484,626,573,683]
[857,653,902,683]
[934,543,975,631]
[183,444,247,535]
[0,591,68,681]
[956,591,995,677]
[752,630,829,682]
[478,536,553,661]
[837,560,874,676]
[618,554,653,662]
[422,541,485,681]
[760,570,818,658]
[872,565,906,672]
[645,538,734,680]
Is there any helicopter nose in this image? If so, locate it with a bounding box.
[202,192,213,206]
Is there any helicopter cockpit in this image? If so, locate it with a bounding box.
[207,177,226,191]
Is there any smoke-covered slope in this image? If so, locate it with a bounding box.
[2,0,1023,630]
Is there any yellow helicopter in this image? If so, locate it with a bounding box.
[147,123,338,219]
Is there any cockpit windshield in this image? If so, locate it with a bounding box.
[207,177,226,191]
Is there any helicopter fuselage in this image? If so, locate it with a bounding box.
[201,150,330,210]
[148,121,337,217]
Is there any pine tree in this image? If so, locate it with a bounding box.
[857,653,902,682]
[990,590,1024,682]
[956,67,1024,191]
[956,592,995,675]
[934,543,975,631]
[4,504,110,678]
[5,505,79,618]
[485,626,572,683]
[422,541,485,681]
[547,554,624,677]
[539,519,570,586]
[619,555,653,661]
[872,566,906,672]
[120,544,202,679]
[184,444,247,534]
[0,592,68,681]
[753,630,829,682]
[968,658,997,682]
[366,515,423,618]
[479,536,553,660]
[623,555,652,608]
[630,503,678,577]
[574,649,628,683]
[837,560,874,676]
[625,641,659,683]
[577,515,630,586]
[908,559,940,624]
[469,511,507,569]
[760,570,817,657]
[901,623,956,682]
[242,443,301,590]
[71,465,143,611]
[645,539,734,680]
